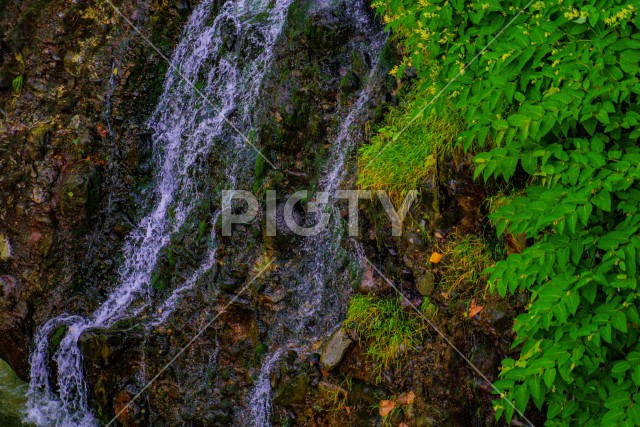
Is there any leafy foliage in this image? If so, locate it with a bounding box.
[373,0,640,424]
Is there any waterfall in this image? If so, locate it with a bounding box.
[26,1,293,425]
[247,2,387,425]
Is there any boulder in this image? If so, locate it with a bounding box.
[320,326,353,371]
[416,272,435,296]
[357,264,390,295]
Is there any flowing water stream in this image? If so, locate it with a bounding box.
[26,1,293,425]
[25,0,384,425]
[248,2,386,424]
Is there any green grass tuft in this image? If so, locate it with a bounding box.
[11,75,23,93]
[345,295,430,377]
[420,296,438,317]
[358,86,462,203]
[439,233,494,295]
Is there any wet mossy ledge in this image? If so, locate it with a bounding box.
[0,359,27,427]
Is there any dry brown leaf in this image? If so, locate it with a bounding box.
[468,299,484,318]
[397,390,415,405]
[435,232,443,239]
[399,423,409,427]
[320,369,329,378]
[379,400,396,417]
[345,406,351,415]
[429,252,443,263]
[96,124,108,137]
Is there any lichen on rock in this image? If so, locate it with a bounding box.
[0,235,11,261]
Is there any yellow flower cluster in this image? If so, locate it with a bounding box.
[604,4,636,27]
[532,1,546,11]
[563,8,581,19]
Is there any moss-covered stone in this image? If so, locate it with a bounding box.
[0,235,10,261]
[273,373,310,406]
[59,163,99,223]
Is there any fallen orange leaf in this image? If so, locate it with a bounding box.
[397,390,415,405]
[320,369,329,378]
[379,400,396,417]
[399,423,409,427]
[441,292,449,300]
[97,124,108,137]
[429,252,443,263]
[468,299,484,318]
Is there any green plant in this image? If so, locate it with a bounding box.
[346,295,429,378]
[11,75,23,93]
[254,342,267,361]
[420,296,438,317]
[319,379,350,414]
[50,325,68,350]
[439,234,494,295]
[198,220,207,241]
[485,189,524,217]
[375,0,640,425]
[151,269,167,291]
[358,86,462,203]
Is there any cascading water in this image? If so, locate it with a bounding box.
[248,2,386,424]
[26,0,293,425]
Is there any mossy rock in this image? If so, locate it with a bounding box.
[273,373,309,406]
[0,234,11,261]
[0,359,27,427]
[59,163,100,223]
[49,325,68,352]
[340,70,359,93]
[26,122,53,160]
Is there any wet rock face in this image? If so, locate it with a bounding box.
[79,326,160,426]
[256,0,376,183]
[273,374,310,406]
[0,0,192,381]
[58,163,100,223]
[0,294,31,378]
